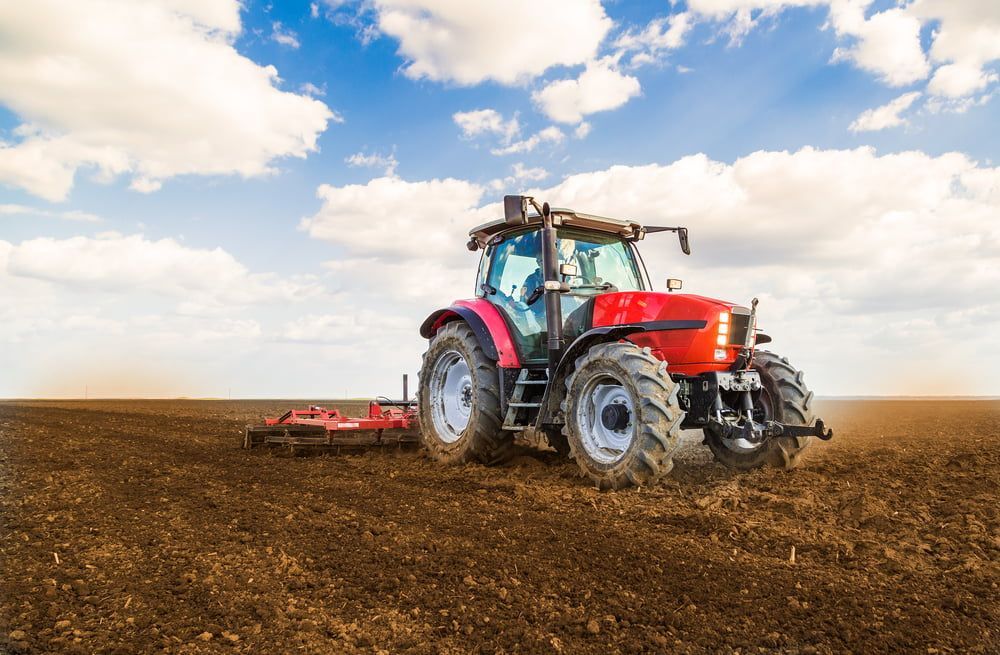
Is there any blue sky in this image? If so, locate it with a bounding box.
[1,0,998,397]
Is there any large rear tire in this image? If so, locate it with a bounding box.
[418,321,514,465]
[704,350,815,470]
[561,342,683,490]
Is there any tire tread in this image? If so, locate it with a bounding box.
[560,341,684,490]
[418,321,514,466]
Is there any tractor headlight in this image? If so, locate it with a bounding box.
[716,312,731,347]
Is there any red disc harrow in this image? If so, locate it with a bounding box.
[244,399,419,451]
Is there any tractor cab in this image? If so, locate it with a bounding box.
[475,224,646,362]
[467,197,691,369]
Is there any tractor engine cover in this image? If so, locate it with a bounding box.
[590,291,749,374]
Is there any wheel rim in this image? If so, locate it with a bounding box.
[722,386,774,453]
[429,349,473,443]
[576,374,635,465]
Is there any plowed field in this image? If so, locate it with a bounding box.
[1,399,997,654]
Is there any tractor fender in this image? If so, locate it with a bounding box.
[419,299,520,367]
[537,320,706,426]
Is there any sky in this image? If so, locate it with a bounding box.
[1,0,998,398]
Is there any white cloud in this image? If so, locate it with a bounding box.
[827,3,929,87]
[574,122,593,139]
[0,0,334,200]
[682,1,929,84]
[533,59,641,124]
[453,109,520,143]
[279,311,412,344]
[322,257,473,305]
[0,233,325,398]
[510,163,549,183]
[2,233,321,308]
[684,0,1000,102]
[490,126,565,156]
[924,89,996,115]
[453,109,565,156]
[489,162,550,191]
[849,91,922,132]
[271,21,301,48]
[927,62,999,98]
[299,82,326,98]
[684,0,824,44]
[301,175,487,264]
[912,0,1000,98]
[303,176,492,360]
[614,12,692,67]
[0,204,103,223]
[371,0,612,85]
[345,151,398,176]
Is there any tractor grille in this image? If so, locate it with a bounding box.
[729,309,751,346]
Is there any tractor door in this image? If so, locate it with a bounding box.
[484,229,548,362]
[483,228,600,363]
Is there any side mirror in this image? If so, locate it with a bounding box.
[678,227,691,255]
[559,263,578,277]
[640,225,691,254]
[666,278,683,292]
[503,195,527,224]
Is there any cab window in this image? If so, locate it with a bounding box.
[486,229,541,302]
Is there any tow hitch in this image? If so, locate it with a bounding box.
[708,416,834,444]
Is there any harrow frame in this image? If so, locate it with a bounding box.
[244,400,419,450]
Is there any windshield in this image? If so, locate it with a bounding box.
[557,227,643,294]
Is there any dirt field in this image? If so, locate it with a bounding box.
[1,399,997,654]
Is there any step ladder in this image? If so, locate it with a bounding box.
[502,369,548,431]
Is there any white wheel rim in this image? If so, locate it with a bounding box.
[429,349,472,443]
[576,374,635,464]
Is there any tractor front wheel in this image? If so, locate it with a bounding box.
[704,350,815,470]
[418,321,514,466]
[561,342,683,489]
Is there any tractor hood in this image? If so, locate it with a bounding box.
[591,291,739,326]
[591,291,754,373]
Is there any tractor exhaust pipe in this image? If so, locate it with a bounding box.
[540,202,564,371]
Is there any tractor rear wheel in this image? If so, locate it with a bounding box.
[704,350,815,470]
[561,342,683,489]
[418,321,514,466]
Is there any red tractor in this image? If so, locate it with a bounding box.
[417,195,831,489]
